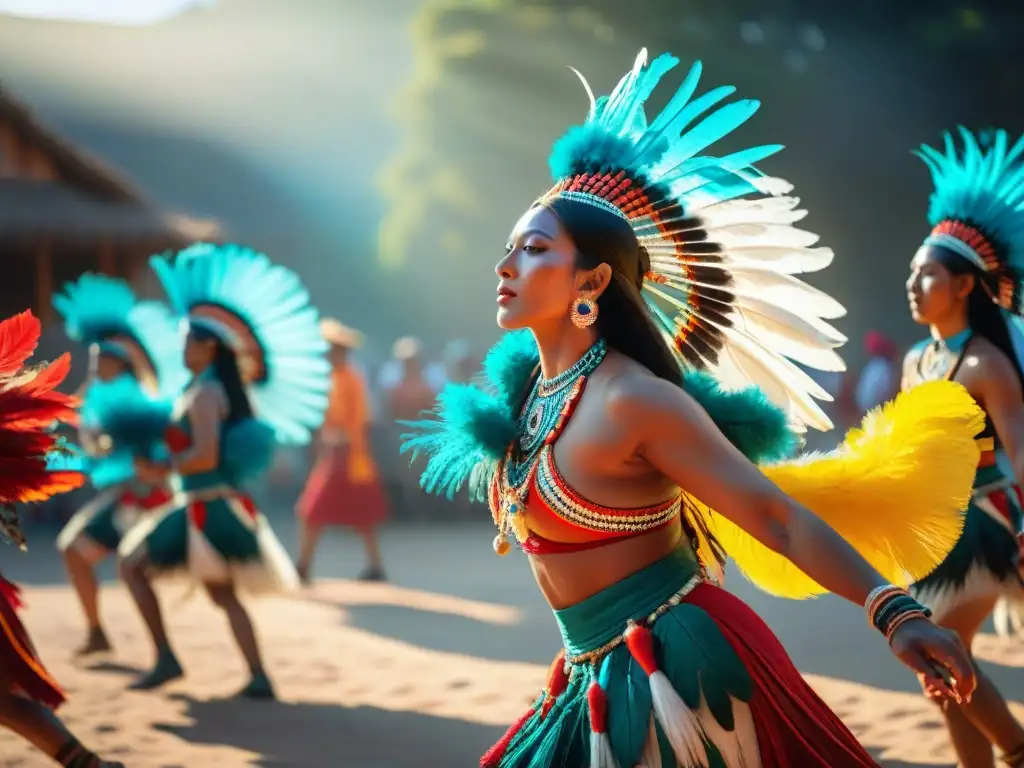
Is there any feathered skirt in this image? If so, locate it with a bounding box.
[0,575,64,709]
[118,486,299,594]
[295,445,389,529]
[57,483,174,556]
[482,548,878,768]
[912,462,1024,623]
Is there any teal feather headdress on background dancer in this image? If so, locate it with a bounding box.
[52,274,190,486]
[149,243,330,483]
[403,48,848,500]
[916,127,1024,315]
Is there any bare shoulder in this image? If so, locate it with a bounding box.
[192,379,228,412]
[596,351,701,435]
[966,336,1019,383]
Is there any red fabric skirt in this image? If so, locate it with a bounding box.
[296,446,389,529]
[0,575,64,709]
[689,583,879,766]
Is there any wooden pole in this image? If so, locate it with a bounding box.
[36,240,52,325]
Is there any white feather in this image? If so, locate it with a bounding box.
[693,697,762,768]
[712,334,833,431]
[636,715,663,768]
[650,671,709,766]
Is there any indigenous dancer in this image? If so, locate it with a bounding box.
[118,243,329,697]
[52,274,187,657]
[0,309,124,767]
[295,318,388,583]
[903,128,1024,766]
[403,50,985,767]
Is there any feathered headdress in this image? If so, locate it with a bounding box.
[0,311,84,549]
[539,49,846,431]
[916,127,1024,314]
[52,273,189,399]
[150,243,330,445]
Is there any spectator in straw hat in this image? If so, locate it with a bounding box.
[294,319,389,582]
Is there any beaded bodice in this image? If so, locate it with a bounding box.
[489,340,682,556]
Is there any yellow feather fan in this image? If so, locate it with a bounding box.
[695,379,985,599]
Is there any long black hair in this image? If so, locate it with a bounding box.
[537,196,723,564]
[188,326,255,426]
[930,244,1024,394]
[541,196,683,386]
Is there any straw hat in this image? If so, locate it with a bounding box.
[320,318,363,349]
[392,336,422,361]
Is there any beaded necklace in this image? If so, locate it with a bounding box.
[492,339,606,554]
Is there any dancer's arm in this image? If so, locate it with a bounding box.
[136,384,223,480]
[169,384,223,475]
[975,350,1024,485]
[621,375,884,605]
[612,373,974,697]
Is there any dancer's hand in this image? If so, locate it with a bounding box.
[888,617,975,703]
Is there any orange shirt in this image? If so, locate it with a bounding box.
[323,365,375,482]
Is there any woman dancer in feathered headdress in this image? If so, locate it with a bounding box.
[903,128,1024,766]
[118,244,329,698]
[403,50,984,766]
[0,310,124,767]
[52,274,188,657]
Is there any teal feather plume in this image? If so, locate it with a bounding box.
[602,649,653,767]
[222,418,277,487]
[80,375,174,459]
[150,243,330,446]
[400,331,797,501]
[916,127,1024,270]
[680,369,799,463]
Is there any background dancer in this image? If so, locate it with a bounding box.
[52,274,187,658]
[117,243,330,697]
[295,318,389,583]
[904,128,1024,767]
[0,309,123,767]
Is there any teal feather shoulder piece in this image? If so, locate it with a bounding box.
[400,331,797,501]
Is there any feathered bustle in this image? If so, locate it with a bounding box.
[0,311,85,549]
[707,380,984,598]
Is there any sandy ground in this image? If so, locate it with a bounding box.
[2,519,1024,767]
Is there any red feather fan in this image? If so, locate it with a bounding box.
[0,311,85,550]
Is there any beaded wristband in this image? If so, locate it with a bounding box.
[865,584,932,638]
[885,609,929,642]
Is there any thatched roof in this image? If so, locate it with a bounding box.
[0,180,218,240]
[0,83,219,243]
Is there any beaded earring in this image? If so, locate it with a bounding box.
[570,294,598,328]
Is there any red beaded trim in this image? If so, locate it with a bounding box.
[931,220,998,270]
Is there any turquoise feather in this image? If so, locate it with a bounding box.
[399,331,797,502]
[680,369,799,463]
[917,127,1024,273]
[80,375,174,460]
[601,647,653,767]
[52,275,190,402]
[150,244,330,446]
[221,418,277,487]
[653,603,753,731]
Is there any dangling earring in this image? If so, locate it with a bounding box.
[570,294,598,329]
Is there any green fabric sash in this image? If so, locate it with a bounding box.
[554,546,701,656]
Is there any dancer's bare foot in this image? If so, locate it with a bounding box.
[73,627,111,658]
[128,646,182,691]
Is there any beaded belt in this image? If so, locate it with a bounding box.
[564,573,703,666]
